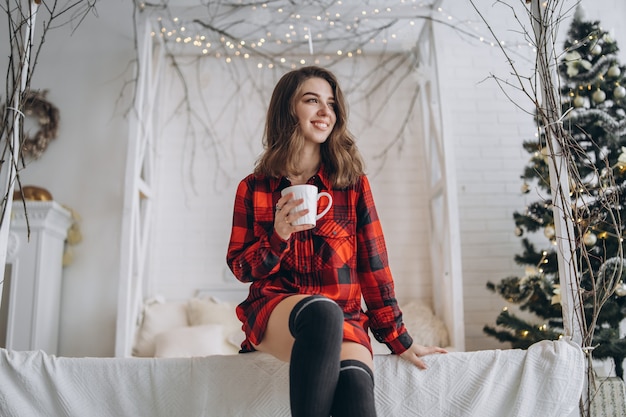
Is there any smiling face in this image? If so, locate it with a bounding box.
[294,77,337,146]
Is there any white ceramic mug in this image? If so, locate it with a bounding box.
[281,184,333,227]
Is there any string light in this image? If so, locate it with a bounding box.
[148,1,536,68]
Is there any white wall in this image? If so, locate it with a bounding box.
[1,0,624,356]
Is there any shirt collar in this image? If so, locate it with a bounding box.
[269,165,331,191]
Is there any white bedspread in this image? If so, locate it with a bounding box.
[0,340,583,417]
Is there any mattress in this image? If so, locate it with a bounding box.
[0,340,583,417]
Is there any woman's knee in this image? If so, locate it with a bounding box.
[288,295,344,338]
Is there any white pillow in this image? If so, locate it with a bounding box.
[154,325,226,358]
[187,297,244,354]
[133,299,189,357]
[401,302,450,347]
[369,302,450,353]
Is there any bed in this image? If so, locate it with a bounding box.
[0,339,583,417]
[0,292,585,417]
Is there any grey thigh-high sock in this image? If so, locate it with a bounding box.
[330,360,377,417]
[288,295,344,417]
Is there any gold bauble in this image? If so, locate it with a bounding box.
[13,185,53,201]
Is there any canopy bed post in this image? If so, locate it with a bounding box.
[530,0,583,345]
[115,16,165,357]
[531,1,584,414]
[418,19,466,352]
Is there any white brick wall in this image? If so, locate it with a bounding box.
[148,56,433,307]
[146,0,626,352]
[436,0,626,351]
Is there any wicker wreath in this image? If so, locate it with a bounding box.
[21,90,60,159]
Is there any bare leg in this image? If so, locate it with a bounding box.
[252,294,309,361]
[253,296,374,371]
[340,341,373,371]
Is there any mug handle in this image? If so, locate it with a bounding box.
[316,192,333,220]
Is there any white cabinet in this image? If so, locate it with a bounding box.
[1,201,71,354]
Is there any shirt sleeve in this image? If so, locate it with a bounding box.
[356,176,414,354]
[226,177,289,282]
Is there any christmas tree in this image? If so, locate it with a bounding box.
[484,8,626,378]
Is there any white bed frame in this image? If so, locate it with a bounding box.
[1,340,583,417]
[115,3,465,358]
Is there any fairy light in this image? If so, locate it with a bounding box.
[150,1,536,69]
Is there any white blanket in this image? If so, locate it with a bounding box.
[0,340,583,417]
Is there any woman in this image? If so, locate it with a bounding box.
[226,66,446,417]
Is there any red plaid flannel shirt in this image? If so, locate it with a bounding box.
[226,166,413,354]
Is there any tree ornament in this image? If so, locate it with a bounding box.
[583,231,597,246]
[573,95,585,108]
[616,147,626,173]
[521,182,530,194]
[616,282,626,297]
[544,225,556,239]
[515,226,523,237]
[607,65,621,78]
[564,51,582,77]
[597,231,609,239]
[614,85,626,99]
[591,44,602,55]
[592,88,606,103]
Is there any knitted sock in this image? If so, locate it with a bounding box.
[288,295,344,417]
[330,360,377,417]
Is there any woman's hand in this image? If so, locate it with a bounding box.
[274,193,314,240]
[399,343,448,370]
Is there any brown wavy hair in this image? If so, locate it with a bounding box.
[254,66,365,188]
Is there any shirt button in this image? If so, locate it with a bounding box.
[332,231,337,235]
